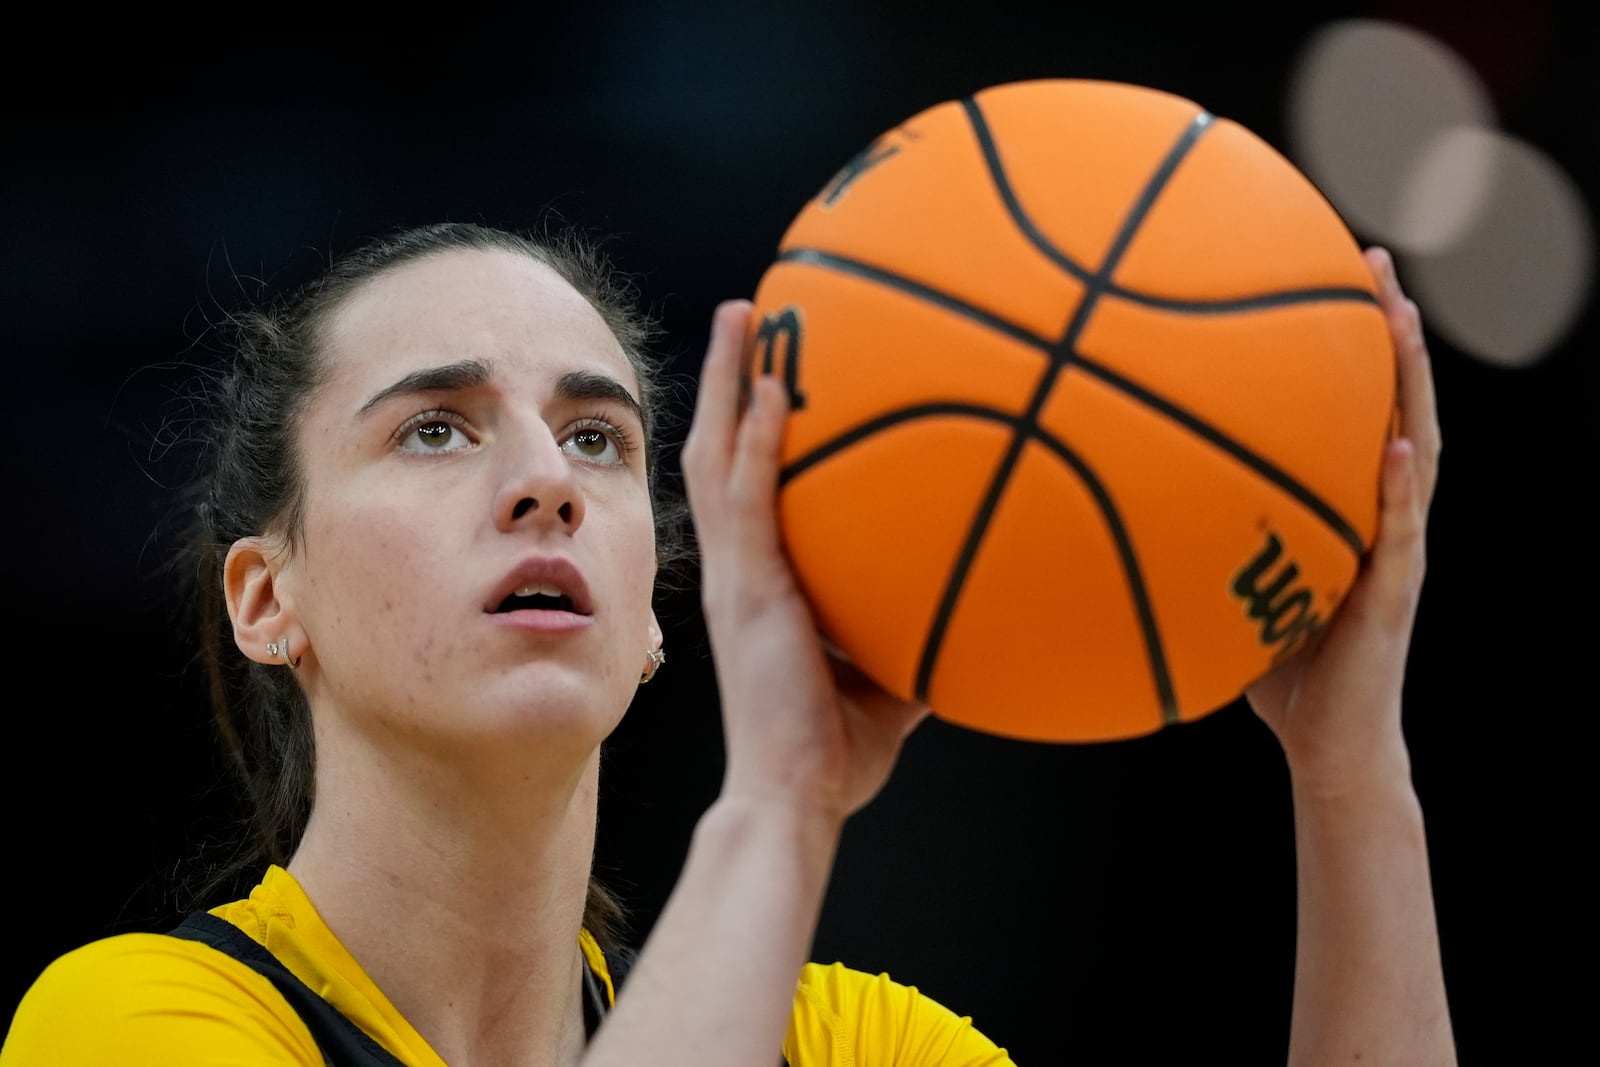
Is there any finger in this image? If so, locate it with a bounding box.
[1356,434,1428,628]
[1366,247,1442,505]
[681,299,754,501]
[723,374,791,559]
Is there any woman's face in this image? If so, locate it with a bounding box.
[277,248,660,758]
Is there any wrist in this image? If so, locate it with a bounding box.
[1287,739,1422,824]
[710,780,857,844]
[1281,715,1414,804]
[682,792,846,919]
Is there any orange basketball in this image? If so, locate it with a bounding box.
[744,78,1396,743]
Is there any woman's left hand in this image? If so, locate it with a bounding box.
[1245,246,1442,795]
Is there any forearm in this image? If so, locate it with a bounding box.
[582,793,842,1067]
[1285,765,1456,1066]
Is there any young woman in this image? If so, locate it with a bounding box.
[0,221,1455,1065]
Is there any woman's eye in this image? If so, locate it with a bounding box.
[561,426,623,465]
[396,414,473,453]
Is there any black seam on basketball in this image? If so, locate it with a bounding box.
[777,402,1016,487]
[960,97,1095,286]
[775,248,1051,350]
[1104,284,1379,313]
[1031,431,1178,726]
[959,100,1215,305]
[779,403,1179,728]
[775,248,1375,323]
[1093,111,1214,285]
[961,98,1372,313]
[910,107,1214,711]
[773,246,1368,557]
[1069,359,1369,556]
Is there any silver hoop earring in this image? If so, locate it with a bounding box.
[640,647,666,684]
[266,639,301,670]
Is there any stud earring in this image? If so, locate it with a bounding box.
[640,646,666,684]
[266,639,301,670]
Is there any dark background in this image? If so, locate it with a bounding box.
[4,2,1589,1063]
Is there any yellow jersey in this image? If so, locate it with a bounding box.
[1,865,1012,1066]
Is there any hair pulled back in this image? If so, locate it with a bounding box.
[178,220,686,951]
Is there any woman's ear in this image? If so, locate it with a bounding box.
[225,536,299,667]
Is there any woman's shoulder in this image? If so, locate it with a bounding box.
[12,929,271,1008]
[1,930,322,1065]
[786,961,1015,1067]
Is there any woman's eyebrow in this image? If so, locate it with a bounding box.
[356,361,644,427]
[358,359,492,416]
[555,369,645,427]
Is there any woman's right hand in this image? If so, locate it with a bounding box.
[680,299,930,824]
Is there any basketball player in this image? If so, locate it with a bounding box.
[0,222,1454,1065]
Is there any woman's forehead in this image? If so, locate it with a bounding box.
[320,248,638,395]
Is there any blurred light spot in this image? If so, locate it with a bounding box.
[1405,131,1593,368]
[1286,16,1594,369]
[1393,124,1503,253]
[1285,18,1493,250]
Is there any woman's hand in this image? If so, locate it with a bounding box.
[680,299,931,823]
[1245,246,1442,796]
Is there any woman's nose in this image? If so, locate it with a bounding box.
[493,427,585,534]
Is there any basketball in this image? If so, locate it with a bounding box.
[743,78,1396,743]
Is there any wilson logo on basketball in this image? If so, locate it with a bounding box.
[1231,531,1325,660]
[752,307,807,411]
